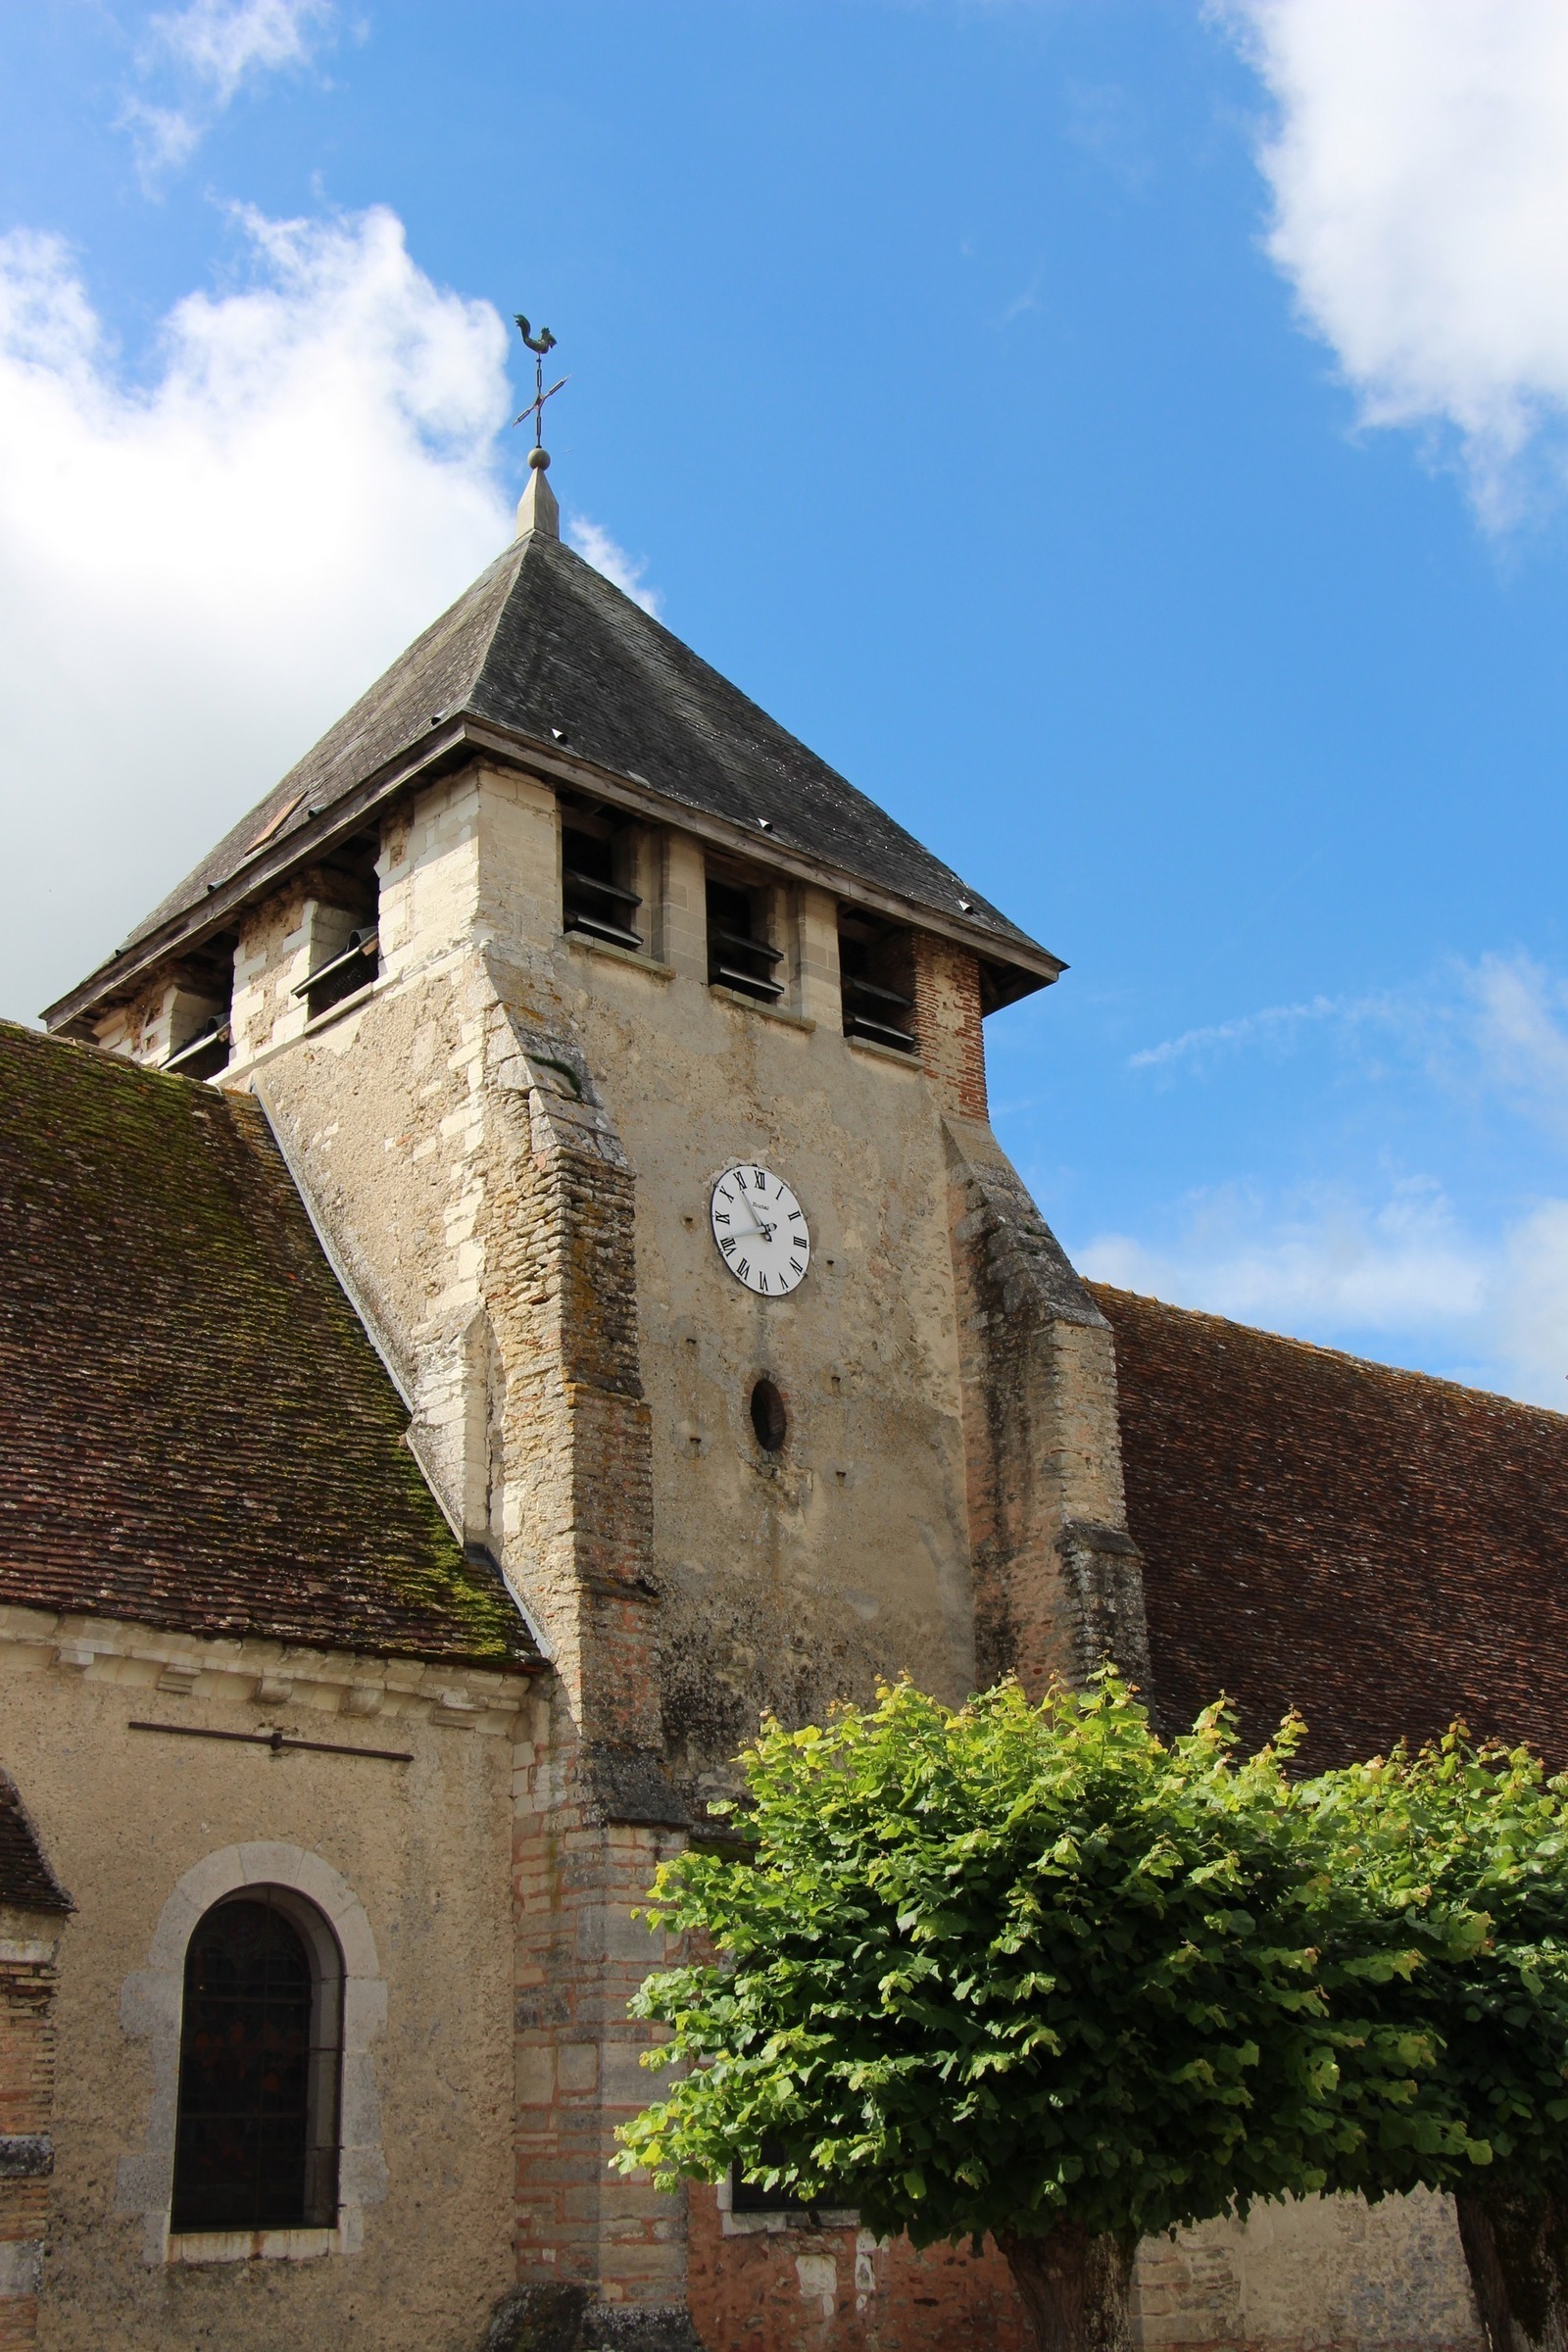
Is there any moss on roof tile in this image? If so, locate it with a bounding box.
[0,1020,536,1670]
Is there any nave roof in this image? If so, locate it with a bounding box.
[1096,1282,1568,1771]
[0,1021,536,1670]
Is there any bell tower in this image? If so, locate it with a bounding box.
[46,429,1147,2328]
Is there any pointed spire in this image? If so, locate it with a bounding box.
[515,445,559,541]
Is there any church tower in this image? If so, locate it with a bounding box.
[45,438,1148,2330]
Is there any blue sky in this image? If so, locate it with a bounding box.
[7,0,1568,1403]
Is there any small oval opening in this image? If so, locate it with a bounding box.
[749,1377,787,1452]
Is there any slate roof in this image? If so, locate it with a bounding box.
[0,1021,536,1669]
[1094,1283,1568,1771]
[107,527,1050,982]
[0,1767,71,1915]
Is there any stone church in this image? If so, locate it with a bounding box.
[3,444,1566,2352]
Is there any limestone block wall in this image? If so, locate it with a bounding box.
[200,749,1176,2327]
[1136,2192,1484,2352]
[225,766,694,2311]
[0,1610,523,2352]
[561,919,982,1799]
[945,1113,1148,1698]
[91,967,227,1067]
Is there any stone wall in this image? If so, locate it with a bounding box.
[205,753,1173,2332]
[0,1604,523,2352]
[944,1115,1147,1698]
[1135,2192,1483,2352]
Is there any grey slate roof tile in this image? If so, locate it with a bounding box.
[122,532,1044,963]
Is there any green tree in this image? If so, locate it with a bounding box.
[1302,1735,1568,2352]
[616,1676,1482,2352]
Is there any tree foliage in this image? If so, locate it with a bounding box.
[616,1675,1487,2250]
[1299,1734,1568,2350]
[1301,1731,1568,2200]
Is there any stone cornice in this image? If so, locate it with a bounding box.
[0,1603,532,1737]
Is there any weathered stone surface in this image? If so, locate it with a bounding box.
[944,1114,1147,1699]
[483,2281,589,2352]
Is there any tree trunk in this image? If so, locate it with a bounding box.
[997,2221,1137,2352]
[1456,2187,1568,2352]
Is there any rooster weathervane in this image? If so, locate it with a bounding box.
[514,316,567,457]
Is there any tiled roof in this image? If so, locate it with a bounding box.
[1094,1284,1568,1770]
[55,529,1054,1025]
[0,1021,536,1670]
[0,1767,71,1914]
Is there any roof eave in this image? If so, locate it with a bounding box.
[45,714,1063,1033]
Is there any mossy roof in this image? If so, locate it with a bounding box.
[0,1021,536,1670]
[1095,1282,1568,1770]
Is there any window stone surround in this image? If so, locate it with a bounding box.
[116,1844,388,2267]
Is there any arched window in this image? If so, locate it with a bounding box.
[171,1887,343,2235]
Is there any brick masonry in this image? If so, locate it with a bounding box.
[686,2190,1032,2351]
[912,937,989,1123]
[0,1922,60,2352]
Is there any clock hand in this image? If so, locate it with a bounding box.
[733,1189,774,1242]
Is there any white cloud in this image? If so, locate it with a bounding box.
[1494,1200,1568,1401]
[1464,951,1568,1136]
[1077,1176,1568,1408]
[1081,1177,1489,1342]
[151,0,332,106]
[1217,0,1568,514]
[0,205,517,1023]
[566,514,662,616]
[1096,950,1568,1405]
[118,101,204,180]
[127,0,334,178]
[1129,991,1363,1072]
[1126,952,1568,1112]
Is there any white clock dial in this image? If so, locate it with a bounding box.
[710,1164,809,1297]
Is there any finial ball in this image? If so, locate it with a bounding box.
[528,446,551,471]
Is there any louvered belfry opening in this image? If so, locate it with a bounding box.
[838,910,916,1052]
[295,829,382,1026]
[171,1888,343,2235]
[161,936,239,1082]
[561,804,644,952]
[706,875,783,1003]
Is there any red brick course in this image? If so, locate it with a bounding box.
[912,940,988,1124]
[686,2187,1031,2351]
[0,1951,58,2352]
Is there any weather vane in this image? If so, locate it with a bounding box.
[513,315,567,460]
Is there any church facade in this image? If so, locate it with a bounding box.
[3,453,1564,2351]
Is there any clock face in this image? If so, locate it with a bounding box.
[710,1164,809,1297]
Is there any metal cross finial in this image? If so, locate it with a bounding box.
[513,314,567,458]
